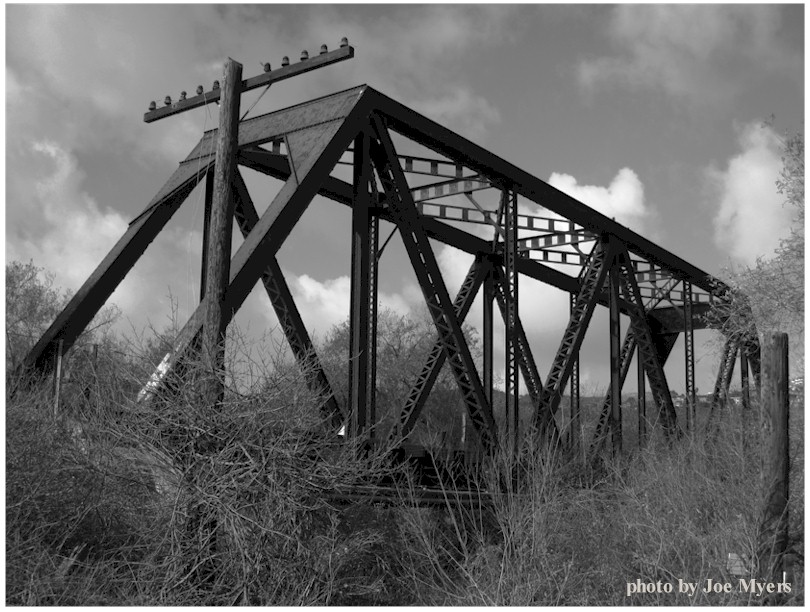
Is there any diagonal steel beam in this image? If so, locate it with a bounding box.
[590,275,683,451]
[489,263,544,410]
[231,170,342,426]
[616,247,679,437]
[709,336,739,420]
[18,160,213,379]
[534,238,617,440]
[391,255,489,441]
[369,115,498,450]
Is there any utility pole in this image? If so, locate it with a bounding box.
[200,57,241,405]
[142,39,354,404]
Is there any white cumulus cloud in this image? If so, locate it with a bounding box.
[709,122,792,265]
[548,167,648,232]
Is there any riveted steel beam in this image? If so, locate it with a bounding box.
[370,115,497,450]
[348,131,374,440]
[391,255,489,442]
[534,238,617,440]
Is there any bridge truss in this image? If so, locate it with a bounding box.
[18,83,760,460]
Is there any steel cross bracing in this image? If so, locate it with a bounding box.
[533,238,616,440]
[616,247,679,437]
[589,275,682,451]
[369,115,497,450]
[390,255,489,442]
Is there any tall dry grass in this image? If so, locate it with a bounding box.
[6,332,804,605]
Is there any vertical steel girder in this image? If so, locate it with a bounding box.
[231,172,342,426]
[534,238,617,439]
[683,281,696,431]
[616,248,679,437]
[368,205,380,432]
[503,190,520,452]
[369,115,497,450]
[608,260,623,454]
[569,294,581,454]
[483,273,495,407]
[391,255,489,441]
[637,348,647,446]
[349,131,374,439]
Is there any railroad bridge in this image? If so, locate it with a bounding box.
[17,47,761,493]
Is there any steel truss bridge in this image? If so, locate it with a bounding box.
[18,82,762,487]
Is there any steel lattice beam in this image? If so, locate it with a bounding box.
[503,190,520,452]
[534,238,617,440]
[391,255,489,441]
[370,115,497,450]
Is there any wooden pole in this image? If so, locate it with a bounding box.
[201,58,242,403]
[757,332,790,594]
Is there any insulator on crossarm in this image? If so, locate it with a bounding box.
[148,101,156,111]
[180,91,187,101]
[281,56,289,67]
[164,95,172,106]
[196,85,204,95]
[263,62,271,72]
[320,44,328,54]
[300,50,309,61]
[340,37,349,48]
[213,80,220,90]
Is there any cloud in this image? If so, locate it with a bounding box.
[7,141,129,292]
[709,122,792,265]
[578,5,799,105]
[300,4,514,138]
[547,167,648,232]
[285,273,414,340]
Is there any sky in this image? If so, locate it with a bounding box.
[5,4,805,400]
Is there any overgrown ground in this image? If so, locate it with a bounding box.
[5,354,804,605]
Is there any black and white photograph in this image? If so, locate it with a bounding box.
[5,3,804,605]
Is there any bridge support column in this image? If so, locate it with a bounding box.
[684,281,696,432]
[569,294,580,454]
[608,256,622,455]
[349,130,375,442]
[504,190,519,456]
[638,348,646,446]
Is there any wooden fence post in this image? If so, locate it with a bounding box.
[756,332,790,593]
